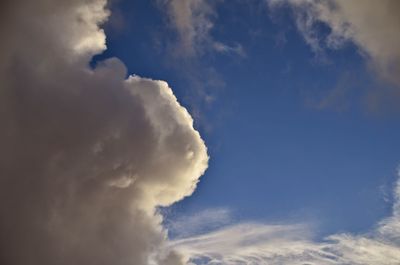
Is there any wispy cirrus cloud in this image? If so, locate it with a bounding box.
[157,0,245,57]
[165,208,232,238]
[269,0,400,88]
[171,173,400,264]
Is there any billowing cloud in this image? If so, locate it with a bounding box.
[0,0,208,265]
[171,175,400,264]
[269,0,400,87]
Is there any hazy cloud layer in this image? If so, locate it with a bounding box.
[269,0,400,87]
[0,1,208,265]
[171,176,400,265]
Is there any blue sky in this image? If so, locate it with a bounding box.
[2,0,400,264]
[95,0,400,238]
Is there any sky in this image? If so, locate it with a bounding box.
[1,0,400,265]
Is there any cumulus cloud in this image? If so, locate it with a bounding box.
[269,0,400,87]
[171,175,400,264]
[0,0,208,265]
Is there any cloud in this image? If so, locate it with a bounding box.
[213,42,246,57]
[0,0,208,265]
[171,175,400,264]
[159,0,215,56]
[269,0,400,88]
[157,0,244,57]
[165,208,232,238]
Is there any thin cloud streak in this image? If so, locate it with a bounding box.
[171,175,400,265]
[166,208,232,238]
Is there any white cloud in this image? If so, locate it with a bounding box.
[171,176,400,264]
[213,42,246,57]
[0,1,208,265]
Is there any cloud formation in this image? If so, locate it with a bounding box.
[158,0,244,57]
[159,0,215,56]
[0,0,208,265]
[269,0,400,87]
[165,208,232,238]
[171,175,400,264]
